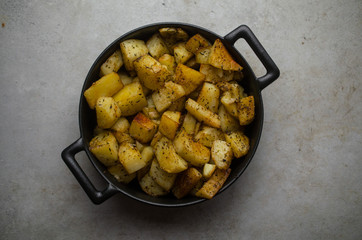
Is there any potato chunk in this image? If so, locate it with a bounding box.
[89,132,119,167]
[195,47,211,64]
[197,82,220,113]
[208,39,243,71]
[100,50,123,76]
[158,54,177,74]
[172,167,202,199]
[120,39,148,72]
[139,173,168,197]
[185,98,221,129]
[134,55,172,90]
[155,137,188,173]
[203,163,216,178]
[146,33,170,59]
[151,81,185,112]
[173,42,194,64]
[194,126,225,148]
[174,64,205,95]
[108,164,136,184]
[199,64,234,83]
[185,34,211,54]
[113,82,147,116]
[211,140,233,170]
[182,112,197,135]
[224,131,250,158]
[129,113,158,143]
[218,105,241,133]
[95,97,121,129]
[173,130,210,167]
[111,117,130,133]
[238,96,255,126]
[118,142,146,174]
[149,158,177,191]
[84,72,123,109]
[158,111,181,140]
[195,168,231,199]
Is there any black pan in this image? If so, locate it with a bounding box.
[61,22,280,207]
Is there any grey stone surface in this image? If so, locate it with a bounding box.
[0,0,361,239]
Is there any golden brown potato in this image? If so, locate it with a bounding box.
[185,34,211,54]
[118,71,133,86]
[108,164,136,184]
[158,53,177,74]
[100,50,123,77]
[211,140,233,170]
[112,132,135,145]
[139,172,168,197]
[224,131,250,158]
[84,72,123,109]
[111,117,130,133]
[95,97,121,129]
[146,33,170,59]
[172,167,203,199]
[181,112,197,135]
[129,112,158,143]
[195,168,231,199]
[173,42,194,64]
[89,132,119,167]
[196,82,220,113]
[220,91,239,118]
[238,96,255,126]
[141,146,154,166]
[174,64,205,95]
[199,64,234,83]
[113,81,147,116]
[151,81,186,112]
[185,98,221,129]
[208,39,243,71]
[150,131,164,147]
[159,27,189,48]
[118,142,146,174]
[120,39,149,72]
[167,96,186,112]
[158,111,181,140]
[218,105,241,133]
[203,163,216,179]
[154,137,188,173]
[149,158,177,191]
[173,130,210,167]
[195,47,211,64]
[194,126,225,148]
[134,55,172,90]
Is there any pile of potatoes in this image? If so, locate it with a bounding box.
[83,28,255,199]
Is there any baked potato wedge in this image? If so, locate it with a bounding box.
[185,98,221,129]
[195,168,231,199]
[174,64,205,95]
[172,167,202,199]
[224,131,250,158]
[208,39,243,71]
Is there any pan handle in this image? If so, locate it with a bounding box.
[61,138,118,204]
[224,25,280,90]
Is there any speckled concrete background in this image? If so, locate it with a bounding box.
[0,0,361,239]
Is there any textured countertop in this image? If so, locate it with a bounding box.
[1,0,361,239]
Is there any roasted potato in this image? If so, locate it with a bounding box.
[113,81,147,116]
[129,112,158,143]
[199,64,234,83]
[84,72,123,109]
[89,132,119,167]
[111,117,130,133]
[224,131,250,158]
[208,39,243,71]
[134,54,172,90]
[218,105,241,133]
[118,142,146,174]
[211,140,233,170]
[196,82,220,113]
[100,50,123,77]
[182,112,197,135]
[173,130,210,167]
[155,137,188,173]
[139,172,168,197]
[173,42,194,64]
[151,81,186,112]
[172,167,202,199]
[185,34,211,54]
[108,164,136,184]
[146,33,170,59]
[203,163,216,179]
[185,98,221,129]
[238,96,255,126]
[149,158,177,191]
[174,64,205,95]
[95,97,121,129]
[194,126,225,148]
[195,168,231,199]
[158,111,181,140]
[120,39,149,72]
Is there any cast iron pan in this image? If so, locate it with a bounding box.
[61,22,280,207]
